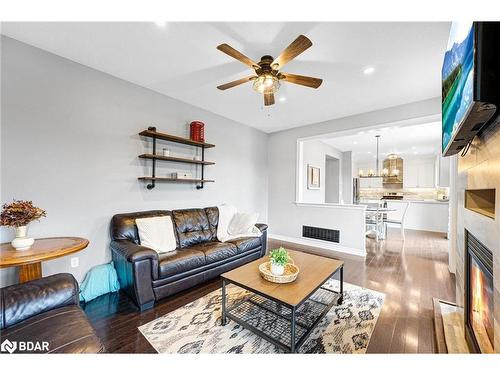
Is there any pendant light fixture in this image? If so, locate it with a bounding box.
[359,135,383,178]
[357,135,403,180]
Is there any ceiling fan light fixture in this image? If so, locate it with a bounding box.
[253,74,280,94]
[216,35,321,105]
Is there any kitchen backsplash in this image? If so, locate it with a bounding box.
[359,187,450,200]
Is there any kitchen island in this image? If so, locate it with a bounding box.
[361,199,449,234]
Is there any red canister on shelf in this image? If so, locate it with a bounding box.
[190,121,205,142]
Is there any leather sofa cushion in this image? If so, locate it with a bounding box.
[204,207,219,239]
[158,249,206,278]
[172,209,214,248]
[227,237,262,254]
[189,242,238,264]
[1,305,104,353]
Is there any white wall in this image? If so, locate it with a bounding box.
[268,97,441,255]
[269,203,366,257]
[325,155,340,203]
[0,37,269,286]
[300,139,342,203]
[341,151,353,203]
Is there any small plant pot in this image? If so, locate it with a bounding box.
[270,262,285,276]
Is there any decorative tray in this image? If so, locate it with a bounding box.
[258,261,300,284]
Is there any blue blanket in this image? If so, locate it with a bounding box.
[79,262,120,302]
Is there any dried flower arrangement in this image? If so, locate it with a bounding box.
[0,200,47,227]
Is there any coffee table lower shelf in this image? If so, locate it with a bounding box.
[221,273,343,353]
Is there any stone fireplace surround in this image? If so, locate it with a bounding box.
[455,120,500,353]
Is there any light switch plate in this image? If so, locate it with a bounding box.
[71,257,79,268]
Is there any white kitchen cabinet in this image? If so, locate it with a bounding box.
[403,160,418,188]
[418,160,435,188]
[403,158,435,188]
[360,177,383,188]
[436,155,450,187]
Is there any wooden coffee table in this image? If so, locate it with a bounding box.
[221,250,344,353]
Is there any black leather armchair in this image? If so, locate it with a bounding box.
[0,274,104,353]
[111,207,268,311]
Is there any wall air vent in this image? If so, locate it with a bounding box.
[302,226,340,243]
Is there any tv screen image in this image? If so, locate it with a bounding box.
[442,22,475,153]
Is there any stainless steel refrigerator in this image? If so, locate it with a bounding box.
[353,178,360,204]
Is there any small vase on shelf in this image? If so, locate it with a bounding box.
[11,225,35,250]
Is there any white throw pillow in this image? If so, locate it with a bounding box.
[228,212,259,236]
[136,216,177,254]
[217,204,237,242]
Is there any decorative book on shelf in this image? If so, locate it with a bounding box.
[138,126,215,189]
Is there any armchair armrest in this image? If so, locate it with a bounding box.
[1,273,79,329]
[255,223,268,257]
[110,239,157,310]
[110,239,159,263]
[256,223,268,232]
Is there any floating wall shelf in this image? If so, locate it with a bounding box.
[138,154,215,166]
[138,127,215,189]
[138,177,215,184]
[139,129,215,148]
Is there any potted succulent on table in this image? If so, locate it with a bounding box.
[269,247,290,276]
[0,199,46,250]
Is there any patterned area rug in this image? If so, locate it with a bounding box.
[138,280,384,354]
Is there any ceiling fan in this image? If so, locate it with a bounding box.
[216,35,323,106]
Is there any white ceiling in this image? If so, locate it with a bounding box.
[322,121,442,163]
[1,22,450,133]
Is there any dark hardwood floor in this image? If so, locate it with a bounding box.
[83,228,455,353]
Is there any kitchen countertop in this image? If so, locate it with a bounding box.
[361,199,449,204]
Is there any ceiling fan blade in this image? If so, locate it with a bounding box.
[280,73,323,88]
[271,35,312,69]
[217,76,257,90]
[217,44,260,69]
[264,92,275,106]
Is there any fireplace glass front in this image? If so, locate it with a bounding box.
[465,231,494,353]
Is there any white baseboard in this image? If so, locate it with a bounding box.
[386,223,447,233]
[268,233,366,258]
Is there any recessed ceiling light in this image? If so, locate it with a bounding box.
[154,21,167,28]
[353,141,358,145]
[279,97,286,102]
[357,131,365,135]
[414,151,418,154]
[411,146,417,150]
[367,151,372,154]
[363,66,375,75]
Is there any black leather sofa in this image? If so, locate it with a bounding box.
[110,207,268,310]
[0,273,104,353]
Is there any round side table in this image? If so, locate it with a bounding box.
[0,237,89,283]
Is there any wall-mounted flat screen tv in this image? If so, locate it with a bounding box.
[442,22,500,156]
